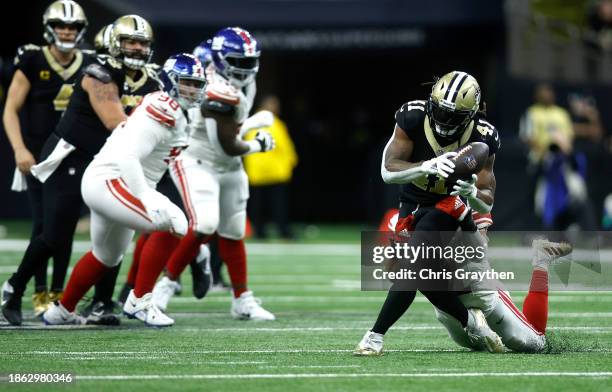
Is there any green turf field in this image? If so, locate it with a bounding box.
[1,228,611,391]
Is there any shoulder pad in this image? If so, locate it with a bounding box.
[96,55,123,70]
[143,92,180,128]
[84,63,112,83]
[395,100,426,134]
[205,75,240,106]
[14,44,40,65]
[474,118,501,155]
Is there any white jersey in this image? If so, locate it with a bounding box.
[89,91,189,191]
[183,69,256,173]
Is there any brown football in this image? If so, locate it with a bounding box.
[447,142,489,185]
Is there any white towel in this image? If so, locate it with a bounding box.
[30,138,76,183]
[10,168,27,192]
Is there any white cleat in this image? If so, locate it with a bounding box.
[231,291,275,321]
[152,277,181,312]
[532,239,573,269]
[465,308,505,353]
[123,290,174,327]
[42,302,85,325]
[354,330,384,356]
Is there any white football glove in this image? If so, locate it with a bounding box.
[420,152,457,179]
[451,174,478,198]
[246,131,275,154]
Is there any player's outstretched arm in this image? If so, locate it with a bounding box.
[381,125,456,184]
[3,69,35,173]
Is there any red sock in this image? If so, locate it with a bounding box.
[127,233,149,286]
[166,229,209,280]
[60,251,109,312]
[134,232,180,297]
[218,237,247,298]
[522,269,549,334]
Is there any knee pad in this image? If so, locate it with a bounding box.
[167,202,188,237]
[218,210,246,240]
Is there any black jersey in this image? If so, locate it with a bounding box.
[394,100,501,205]
[122,63,162,114]
[12,44,94,158]
[56,55,125,157]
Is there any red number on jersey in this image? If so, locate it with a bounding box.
[158,94,180,111]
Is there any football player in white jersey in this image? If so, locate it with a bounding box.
[42,53,206,327]
[148,27,277,321]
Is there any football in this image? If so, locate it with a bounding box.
[447,141,489,184]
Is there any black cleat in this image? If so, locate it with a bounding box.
[1,281,23,326]
[190,257,211,300]
[83,300,121,326]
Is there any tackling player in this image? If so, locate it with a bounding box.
[79,23,167,324]
[43,53,206,327]
[1,15,153,326]
[2,0,92,318]
[355,71,504,355]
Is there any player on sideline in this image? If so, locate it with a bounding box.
[136,27,276,321]
[355,70,504,355]
[43,53,206,327]
[2,0,92,318]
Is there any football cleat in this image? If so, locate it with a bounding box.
[80,300,121,326]
[465,308,505,353]
[1,281,22,326]
[152,277,181,311]
[123,290,174,327]
[532,239,573,270]
[353,330,384,356]
[190,245,212,299]
[231,291,275,321]
[32,291,50,318]
[43,302,85,325]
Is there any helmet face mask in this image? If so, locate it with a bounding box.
[211,27,260,88]
[427,71,481,139]
[161,54,206,110]
[43,0,88,53]
[108,15,154,70]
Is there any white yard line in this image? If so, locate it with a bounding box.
[67,372,612,380]
[0,240,609,260]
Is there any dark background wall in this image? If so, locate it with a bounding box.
[0,0,610,229]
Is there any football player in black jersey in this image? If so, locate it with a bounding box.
[355,71,504,355]
[79,22,167,324]
[1,15,154,326]
[2,0,92,318]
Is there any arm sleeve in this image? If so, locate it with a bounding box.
[115,115,167,198]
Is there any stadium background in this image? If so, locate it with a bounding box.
[0,0,611,230]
